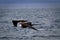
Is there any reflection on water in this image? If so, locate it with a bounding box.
[0,8,60,40]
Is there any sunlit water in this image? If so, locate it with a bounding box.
[0,8,60,40]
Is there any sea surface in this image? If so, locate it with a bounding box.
[0,8,60,40]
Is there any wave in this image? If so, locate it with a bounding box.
[0,21,9,23]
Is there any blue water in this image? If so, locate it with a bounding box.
[0,8,60,40]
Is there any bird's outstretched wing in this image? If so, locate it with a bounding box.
[29,26,38,31]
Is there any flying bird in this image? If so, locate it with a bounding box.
[12,19,39,31]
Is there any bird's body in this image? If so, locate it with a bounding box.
[18,22,32,28]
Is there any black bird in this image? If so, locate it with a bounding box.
[12,19,38,31]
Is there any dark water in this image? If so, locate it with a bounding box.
[0,8,60,40]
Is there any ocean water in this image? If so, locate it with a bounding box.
[0,8,60,40]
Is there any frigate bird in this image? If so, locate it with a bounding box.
[12,19,39,31]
